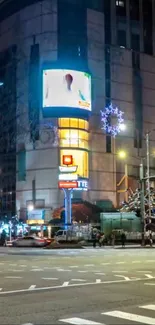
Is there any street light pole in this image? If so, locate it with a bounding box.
[140,160,145,246]
[146,132,151,220]
[125,163,128,202]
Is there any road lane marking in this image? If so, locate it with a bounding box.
[144,283,155,285]
[62,281,69,287]
[101,263,110,265]
[132,261,140,263]
[12,270,24,272]
[140,305,155,311]
[145,274,154,278]
[60,317,104,325]
[96,279,101,283]
[137,271,152,273]
[5,276,23,279]
[115,275,130,281]
[78,271,88,273]
[42,278,58,280]
[28,285,36,290]
[69,266,78,268]
[95,273,105,275]
[103,310,155,324]
[116,262,125,264]
[146,260,154,263]
[31,269,43,272]
[0,276,154,295]
[71,279,86,282]
[20,265,27,267]
[57,269,72,272]
[84,264,94,267]
[9,264,17,266]
[112,271,128,273]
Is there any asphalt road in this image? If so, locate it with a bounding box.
[0,247,155,324]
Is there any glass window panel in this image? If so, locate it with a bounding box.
[58,118,69,127]
[85,120,89,130]
[79,119,85,129]
[70,118,78,128]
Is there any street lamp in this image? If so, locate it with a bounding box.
[27,204,34,212]
[119,123,126,131]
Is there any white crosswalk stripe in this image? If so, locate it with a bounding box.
[60,318,104,325]
[103,310,155,324]
[59,304,155,325]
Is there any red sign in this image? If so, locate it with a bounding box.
[63,155,73,166]
[58,181,78,189]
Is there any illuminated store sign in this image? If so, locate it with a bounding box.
[58,181,78,189]
[74,180,88,191]
[42,69,91,117]
[59,166,77,173]
[58,173,78,181]
[63,155,73,165]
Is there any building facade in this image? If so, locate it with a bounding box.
[0,0,154,220]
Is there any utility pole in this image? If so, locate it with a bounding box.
[146,132,151,220]
[140,160,145,246]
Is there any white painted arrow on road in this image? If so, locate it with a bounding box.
[145,274,154,279]
[115,275,130,281]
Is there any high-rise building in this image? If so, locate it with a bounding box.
[0,0,154,221]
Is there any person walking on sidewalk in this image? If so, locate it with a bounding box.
[121,231,126,248]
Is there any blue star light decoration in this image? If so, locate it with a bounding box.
[101,103,124,137]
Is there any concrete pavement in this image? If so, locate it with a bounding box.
[0,247,155,324]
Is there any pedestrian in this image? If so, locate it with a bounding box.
[121,231,126,248]
[99,232,105,247]
[92,230,97,248]
[1,229,7,247]
[111,232,115,247]
[150,233,153,247]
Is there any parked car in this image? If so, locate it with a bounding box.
[12,236,51,247]
[54,230,78,242]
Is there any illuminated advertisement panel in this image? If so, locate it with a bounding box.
[60,149,89,179]
[42,69,91,118]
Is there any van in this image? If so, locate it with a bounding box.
[55,230,77,242]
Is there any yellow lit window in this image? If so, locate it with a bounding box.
[58,118,69,128]
[59,129,89,149]
[79,119,85,129]
[58,118,89,130]
[60,149,89,178]
[69,118,78,128]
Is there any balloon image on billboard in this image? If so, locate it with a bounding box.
[42,69,91,117]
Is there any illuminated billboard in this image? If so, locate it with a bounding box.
[42,69,91,118]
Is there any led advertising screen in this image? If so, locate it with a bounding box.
[42,69,91,117]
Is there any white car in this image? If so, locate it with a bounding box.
[12,236,50,247]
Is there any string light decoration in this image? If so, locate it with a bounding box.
[101,103,124,137]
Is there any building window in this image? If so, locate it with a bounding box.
[116,0,125,7]
[143,0,153,55]
[60,149,89,178]
[116,0,126,16]
[130,0,140,21]
[59,129,89,150]
[131,33,140,52]
[117,30,126,47]
[58,118,89,130]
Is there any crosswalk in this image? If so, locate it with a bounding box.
[59,304,155,324]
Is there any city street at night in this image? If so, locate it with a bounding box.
[0,247,155,324]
